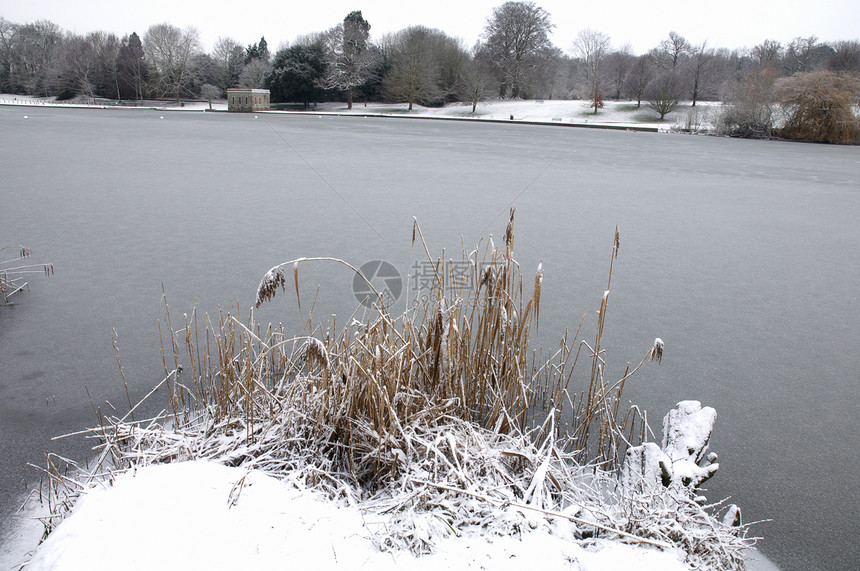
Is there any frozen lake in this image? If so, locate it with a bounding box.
[1,106,858,570]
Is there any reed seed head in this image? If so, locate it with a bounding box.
[255,267,286,308]
[650,338,664,364]
[480,265,495,291]
[305,337,330,371]
[505,207,516,249]
[614,227,620,258]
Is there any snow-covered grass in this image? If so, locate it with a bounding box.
[0,94,228,112]
[293,99,723,132]
[5,166,759,570]
[1,93,723,132]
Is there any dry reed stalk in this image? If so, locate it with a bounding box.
[1,245,53,304]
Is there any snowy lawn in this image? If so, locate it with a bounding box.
[299,99,723,131]
[1,94,722,131]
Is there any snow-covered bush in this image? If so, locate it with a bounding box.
[619,401,750,569]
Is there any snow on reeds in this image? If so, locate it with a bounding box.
[0,245,52,304]
[32,214,754,569]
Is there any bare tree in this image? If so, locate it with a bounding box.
[458,53,495,113]
[239,58,272,89]
[783,36,822,73]
[481,1,555,99]
[572,28,611,113]
[0,17,19,92]
[93,32,122,99]
[60,32,121,99]
[383,26,446,110]
[646,71,682,119]
[60,31,122,100]
[625,54,653,108]
[718,67,778,138]
[684,42,716,106]
[828,40,860,73]
[320,11,377,109]
[143,23,202,101]
[212,36,245,94]
[655,31,691,71]
[200,83,220,109]
[62,33,97,99]
[603,45,634,100]
[750,39,783,69]
[14,20,63,96]
[532,46,565,99]
[189,53,217,96]
[434,34,468,103]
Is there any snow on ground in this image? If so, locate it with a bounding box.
[296,99,723,131]
[0,94,228,112]
[0,93,721,131]
[2,460,780,571]
[17,461,689,571]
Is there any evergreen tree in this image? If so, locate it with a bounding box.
[117,32,147,100]
[267,43,327,107]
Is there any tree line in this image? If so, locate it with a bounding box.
[1,2,858,122]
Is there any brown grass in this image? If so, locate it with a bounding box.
[127,213,655,485]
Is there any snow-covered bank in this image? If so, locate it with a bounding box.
[306,99,721,132]
[21,461,689,571]
[0,94,228,112]
[2,460,779,571]
[0,94,720,131]
[3,401,777,571]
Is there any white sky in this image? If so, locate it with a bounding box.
[3,0,858,55]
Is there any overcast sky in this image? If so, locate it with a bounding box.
[3,0,858,55]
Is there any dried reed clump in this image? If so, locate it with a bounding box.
[32,215,754,568]
[1,245,53,304]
